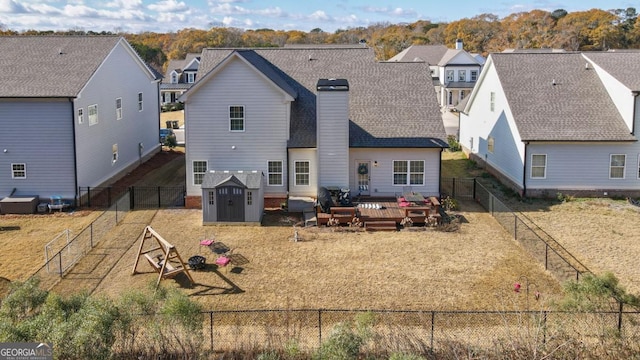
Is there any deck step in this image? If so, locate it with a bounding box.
[364,221,397,231]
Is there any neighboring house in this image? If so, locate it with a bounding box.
[0,36,161,204]
[459,51,640,198]
[160,53,200,104]
[179,47,447,221]
[389,40,484,109]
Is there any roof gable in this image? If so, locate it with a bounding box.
[583,51,640,91]
[388,45,448,64]
[439,49,481,66]
[0,36,128,98]
[487,52,634,141]
[201,171,263,189]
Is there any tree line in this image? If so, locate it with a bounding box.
[2,7,638,71]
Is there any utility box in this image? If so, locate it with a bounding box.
[0,196,39,214]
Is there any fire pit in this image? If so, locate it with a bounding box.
[188,255,206,270]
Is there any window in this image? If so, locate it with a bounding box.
[88,104,98,126]
[138,92,143,111]
[448,91,453,105]
[460,90,465,101]
[171,72,178,83]
[247,191,253,205]
[77,108,84,124]
[490,92,495,112]
[208,191,215,205]
[294,161,310,186]
[610,154,626,179]
[531,154,547,178]
[446,70,454,82]
[268,161,283,185]
[112,144,118,164]
[115,98,122,120]
[487,136,495,153]
[471,70,478,81]
[393,160,425,186]
[458,70,466,81]
[187,72,195,83]
[638,154,640,179]
[229,106,244,131]
[11,163,26,179]
[192,161,207,185]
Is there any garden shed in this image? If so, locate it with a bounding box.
[201,171,264,225]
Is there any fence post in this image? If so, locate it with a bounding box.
[473,178,477,200]
[210,311,214,352]
[452,178,456,198]
[158,186,162,207]
[514,215,518,240]
[90,223,94,248]
[108,187,112,207]
[545,244,548,270]
[87,187,91,208]
[129,187,135,210]
[58,253,63,277]
[543,311,547,344]
[318,309,323,349]
[430,311,435,350]
[618,301,623,332]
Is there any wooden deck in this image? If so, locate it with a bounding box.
[316,197,441,229]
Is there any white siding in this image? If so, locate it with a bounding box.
[184,58,291,197]
[288,148,317,197]
[348,148,441,197]
[527,142,640,190]
[0,99,76,199]
[586,56,635,132]
[75,40,159,188]
[317,89,349,188]
[460,62,525,188]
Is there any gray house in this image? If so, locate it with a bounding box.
[0,36,160,207]
[179,46,447,222]
[459,51,640,197]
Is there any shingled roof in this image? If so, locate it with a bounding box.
[584,51,640,92]
[490,52,635,142]
[0,36,125,98]
[195,47,447,149]
[388,45,448,64]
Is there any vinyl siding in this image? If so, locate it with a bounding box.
[74,40,159,188]
[527,142,640,190]
[184,58,290,197]
[288,148,317,197]
[349,148,441,197]
[0,99,76,199]
[317,90,349,188]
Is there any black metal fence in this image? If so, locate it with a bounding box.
[187,308,640,353]
[78,186,185,209]
[441,177,590,283]
[31,192,131,290]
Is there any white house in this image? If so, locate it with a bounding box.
[160,53,200,105]
[179,47,448,220]
[0,36,160,207]
[389,40,484,109]
[459,51,640,198]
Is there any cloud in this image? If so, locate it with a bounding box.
[361,5,418,18]
[147,0,189,13]
[0,0,31,14]
[105,0,143,10]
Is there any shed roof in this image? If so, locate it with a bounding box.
[201,171,263,189]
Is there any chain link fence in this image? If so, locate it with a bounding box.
[31,191,130,290]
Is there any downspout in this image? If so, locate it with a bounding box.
[632,91,639,136]
[70,98,79,207]
[438,148,443,196]
[522,141,529,198]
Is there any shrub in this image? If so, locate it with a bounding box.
[314,312,375,360]
[556,192,574,203]
[447,135,461,152]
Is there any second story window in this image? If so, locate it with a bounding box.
[230,105,245,132]
[471,70,478,81]
[490,92,495,112]
[171,72,178,83]
[446,70,454,82]
[88,104,98,126]
[116,98,122,120]
[187,72,195,83]
[77,108,84,124]
[458,70,466,82]
[138,92,143,112]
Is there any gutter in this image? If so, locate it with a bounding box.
[522,141,529,198]
[70,98,79,206]
[632,91,639,136]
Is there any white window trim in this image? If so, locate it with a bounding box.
[88,104,98,126]
[268,160,284,186]
[116,97,122,120]
[609,154,626,179]
[490,92,495,112]
[138,92,143,112]
[392,160,425,186]
[530,154,547,179]
[294,160,310,186]
[446,70,454,82]
[192,160,208,185]
[171,71,178,84]
[229,105,245,132]
[186,72,195,83]
[458,70,466,82]
[471,70,478,82]
[11,163,26,179]
[77,108,84,124]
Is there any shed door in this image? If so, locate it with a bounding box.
[216,186,245,222]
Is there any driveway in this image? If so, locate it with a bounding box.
[442,109,459,138]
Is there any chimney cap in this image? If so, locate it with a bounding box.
[317,78,349,91]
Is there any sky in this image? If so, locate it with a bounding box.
[0,0,636,34]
